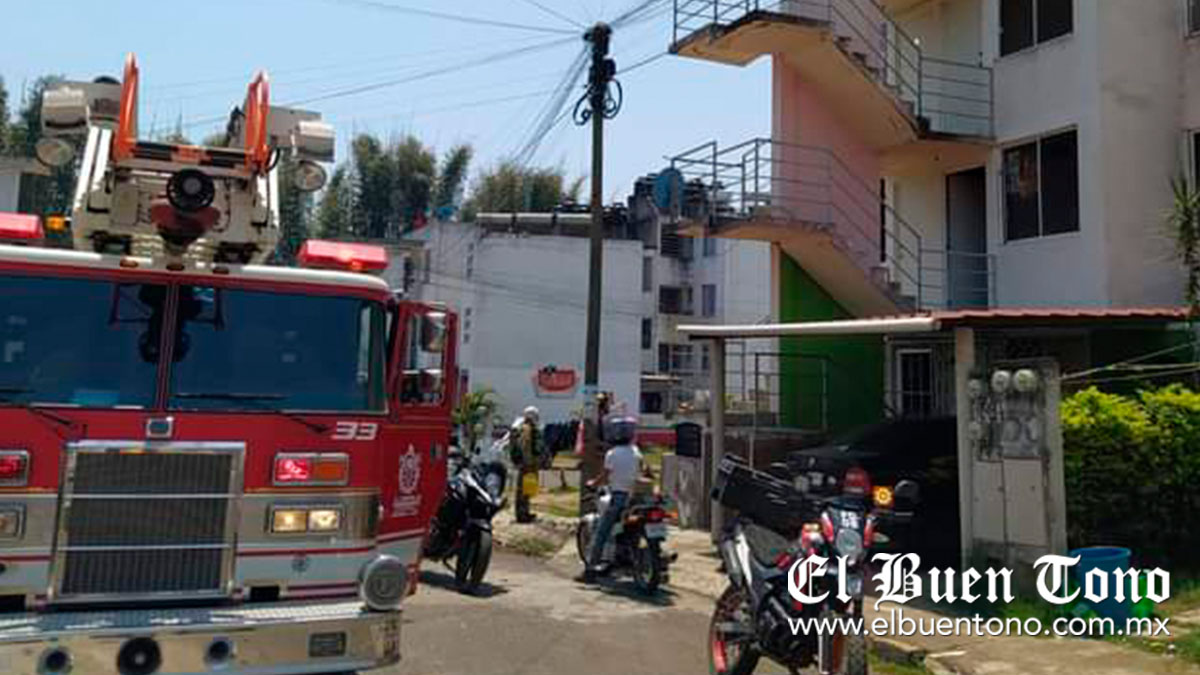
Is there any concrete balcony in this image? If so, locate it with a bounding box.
[670,0,993,168]
[669,138,994,315]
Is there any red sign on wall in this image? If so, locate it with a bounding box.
[533,366,578,398]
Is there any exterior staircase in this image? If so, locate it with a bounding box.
[670,138,925,317]
[670,0,994,149]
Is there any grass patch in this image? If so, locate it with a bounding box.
[868,652,929,675]
[501,532,561,558]
[1160,578,1200,617]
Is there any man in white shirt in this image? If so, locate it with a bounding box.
[584,415,648,578]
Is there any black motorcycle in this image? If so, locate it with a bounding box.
[423,451,504,594]
[708,455,918,675]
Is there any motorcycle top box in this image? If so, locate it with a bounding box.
[712,456,810,534]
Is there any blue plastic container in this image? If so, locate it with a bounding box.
[1070,547,1132,623]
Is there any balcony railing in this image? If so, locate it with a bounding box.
[671,137,926,306]
[918,248,996,309]
[671,0,994,138]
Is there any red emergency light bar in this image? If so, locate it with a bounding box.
[0,213,44,242]
[297,240,388,273]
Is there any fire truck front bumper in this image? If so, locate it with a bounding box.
[0,600,400,675]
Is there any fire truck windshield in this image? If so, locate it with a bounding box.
[0,274,387,413]
[0,275,160,408]
[167,285,387,413]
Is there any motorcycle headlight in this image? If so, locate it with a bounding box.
[835,527,864,560]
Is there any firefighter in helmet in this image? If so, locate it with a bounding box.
[511,405,542,523]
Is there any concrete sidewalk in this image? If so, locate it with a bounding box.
[667,526,1200,675]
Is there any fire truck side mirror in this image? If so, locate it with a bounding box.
[420,312,448,354]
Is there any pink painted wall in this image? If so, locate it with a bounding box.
[771,55,883,268]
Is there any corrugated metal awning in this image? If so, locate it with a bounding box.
[679,316,939,339]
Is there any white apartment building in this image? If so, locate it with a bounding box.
[665,0,1198,431]
[627,174,775,426]
[387,216,645,426]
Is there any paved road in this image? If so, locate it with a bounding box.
[385,550,747,675]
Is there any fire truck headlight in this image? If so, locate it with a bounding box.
[308,508,342,533]
[360,555,406,611]
[0,506,24,539]
[271,508,308,534]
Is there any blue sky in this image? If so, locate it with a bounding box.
[0,0,770,203]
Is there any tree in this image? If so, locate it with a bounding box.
[462,162,579,219]
[1169,175,1200,314]
[0,77,9,156]
[317,133,471,240]
[315,166,354,240]
[452,388,502,453]
[433,145,473,220]
[272,156,310,265]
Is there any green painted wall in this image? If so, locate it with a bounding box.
[778,255,885,433]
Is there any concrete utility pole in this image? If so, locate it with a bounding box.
[576,22,620,514]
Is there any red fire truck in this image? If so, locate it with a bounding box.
[0,55,455,674]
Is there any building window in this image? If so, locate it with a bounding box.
[659,285,693,315]
[641,318,652,350]
[701,344,711,374]
[1191,0,1200,34]
[1000,0,1072,56]
[896,350,934,417]
[1193,131,1200,185]
[1003,129,1078,241]
[671,344,695,374]
[641,391,664,414]
[642,257,653,293]
[701,284,717,318]
[703,237,717,257]
[658,343,695,374]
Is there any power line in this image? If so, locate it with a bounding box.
[618,51,667,75]
[516,0,587,29]
[331,88,557,127]
[309,0,577,35]
[179,36,575,130]
[144,34,551,94]
[511,46,590,167]
[288,37,575,107]
[610,0,669,28]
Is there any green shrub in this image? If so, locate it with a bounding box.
[1062,385,1200,571]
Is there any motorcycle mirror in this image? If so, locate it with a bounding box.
[894,479,921,510]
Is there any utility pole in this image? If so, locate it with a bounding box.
[575,22,620,514]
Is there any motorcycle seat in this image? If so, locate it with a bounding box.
[743,522,792,568]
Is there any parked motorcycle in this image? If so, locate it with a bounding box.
[423,450,504,594]
[576,488,673,594]
[708,455,918,675]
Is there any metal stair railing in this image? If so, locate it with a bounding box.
[671,0,994,137]
[671,137,927,307]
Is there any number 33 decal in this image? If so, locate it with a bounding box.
[332,421,379,441]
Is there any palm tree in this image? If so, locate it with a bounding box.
[452,388,501,454]
[1167,175,1200,314]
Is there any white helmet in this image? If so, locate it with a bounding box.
[523,406,540,423]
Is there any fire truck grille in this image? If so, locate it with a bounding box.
[54,444,244,601]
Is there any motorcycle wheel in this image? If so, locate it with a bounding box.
[709,585,760,675]
[839,632,867,675]
[454,532,480,593]
[468,530,493,593]
[632,538,663,595]
[575,519,593,565]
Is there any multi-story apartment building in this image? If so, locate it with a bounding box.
[667,0,1196,429]
[627,174,774,426]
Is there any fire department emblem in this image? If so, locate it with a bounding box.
[397,445,420,495]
